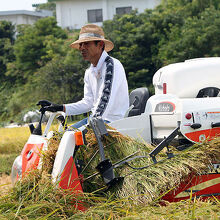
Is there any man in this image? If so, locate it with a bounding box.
[43,24,129,128]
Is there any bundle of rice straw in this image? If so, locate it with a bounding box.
[75,127,220,204]
[19,127,220,205]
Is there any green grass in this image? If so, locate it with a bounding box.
[0,154,18,175]
[0,183,220,219]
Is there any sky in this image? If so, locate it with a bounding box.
[0,0,48,11]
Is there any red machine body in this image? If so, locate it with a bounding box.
[163,171,220,202]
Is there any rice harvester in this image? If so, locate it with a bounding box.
[11,57,220,205]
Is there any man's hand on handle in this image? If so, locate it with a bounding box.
[37,100,64,112]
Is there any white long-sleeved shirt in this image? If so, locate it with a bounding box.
[65,51,129,122]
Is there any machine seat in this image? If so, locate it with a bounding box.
[127,87,150,117]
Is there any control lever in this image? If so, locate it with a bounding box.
[89,117,123,188]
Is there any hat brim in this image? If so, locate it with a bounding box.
[70,37,114,52]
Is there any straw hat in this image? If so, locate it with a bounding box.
[70,24,114,52]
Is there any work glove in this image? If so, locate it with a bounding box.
[37,100,64,112]
[37,100,52,107]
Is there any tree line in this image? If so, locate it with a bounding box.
[0,0,220,124]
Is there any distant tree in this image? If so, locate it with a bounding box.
[5,37,88,120]
[0,20,15,40]
[0,21,16,121]
[33,42,87,104]
[6,17,67,83]
[103,10,157,90]
[33,2,56,16]
[157,0,220,64]
[0,21,15,81]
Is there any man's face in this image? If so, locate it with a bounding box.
[79,41,104,65]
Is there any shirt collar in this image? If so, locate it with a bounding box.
[90,51,108,77]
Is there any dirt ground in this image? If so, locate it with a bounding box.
[0,174,12,195]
